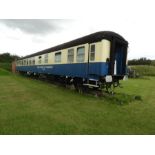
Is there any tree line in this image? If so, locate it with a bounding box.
[128,57,155,66]
[0,53,20,63]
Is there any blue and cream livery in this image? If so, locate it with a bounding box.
[16,31,128,90]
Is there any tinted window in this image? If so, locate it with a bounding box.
[77,47,85,62]
[24,60,26,65]
[55,52,61,63]
[68,49,74,63]
[44,54,48,63]
[38,56,42,64]
[32,58,35,65]
[90,44,95,61]
[29,60,31,65]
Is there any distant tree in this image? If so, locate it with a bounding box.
[0,53,20,63]
[128,57,152,65]
[151,60,155,66]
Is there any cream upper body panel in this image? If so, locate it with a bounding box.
[89,39,111,63]
[37,43,89,65]
[16,40,111,66]
[101,39,111,62]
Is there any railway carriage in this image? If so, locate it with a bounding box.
[16,31,128,91]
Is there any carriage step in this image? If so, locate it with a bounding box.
[83,84,99,88]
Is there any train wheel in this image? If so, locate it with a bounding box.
[73,82,83,94]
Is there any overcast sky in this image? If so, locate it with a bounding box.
[0,1,155,60]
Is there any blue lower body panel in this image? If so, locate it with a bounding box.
[16,62,109,79]
[89,62,109,78]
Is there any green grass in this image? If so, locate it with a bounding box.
[0,70,155,134]
[0,63,11,71]
[130,65,155,76]
[0,68,11,76]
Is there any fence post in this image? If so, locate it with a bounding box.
[12,61,16,73]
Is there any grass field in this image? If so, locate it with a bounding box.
[0,68,155,134]
[130,65,155,76]
[0,63,11,71]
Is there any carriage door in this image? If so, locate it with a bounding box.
[87,44,96,78]
[114,42,127,75]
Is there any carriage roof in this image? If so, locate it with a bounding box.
[19,31,128,60]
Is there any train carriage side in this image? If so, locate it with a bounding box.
[15,31,128,89]
[16,43,90,78]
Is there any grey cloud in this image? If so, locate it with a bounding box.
[0,19,69,35]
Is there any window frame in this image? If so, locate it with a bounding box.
[29,59,32,66]
[38,56,42,64]
[44,53,48,64]
[76,46,85,63]
[67,48,74,63]
[32,58,35,65]
[55,52,61,63]
[90,44,95,61]
[24,60,26,66]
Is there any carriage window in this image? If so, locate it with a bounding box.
[24,60,26,65]
[29,60,32,65]
[38,56,42,64]
[77,46,85,62]
[90,44,95,61]
[32,59,35,65]
[44,54,48,63]
[68,49,74,63]
[55,52,61,63]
